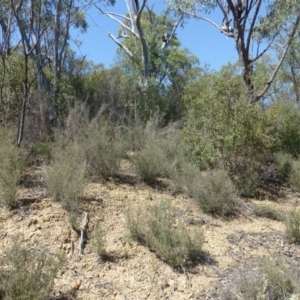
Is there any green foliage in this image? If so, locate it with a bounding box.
[126,200,204,269]
[285,209,300,244]
[289,159,300,192]
[266,100,300,157]
[31,141,52,160]
[116,10,200,122]
[130,118,189,184]
[275,152,293,180]
[233,165,260,198]
[0,242,64,300]
[43,142,86,211]
[189,169,237,217]
[182,67,270,171]
[221,257,298,300]
[83,120,128,179]
[92,228,107,259]
[0,128,25,209]
[253,203,285,221]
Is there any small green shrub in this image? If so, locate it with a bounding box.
[233,165,260,197]
[31,141,52,160]
[92,228,107,259]
[43,143,86,211]
[289,160,300,192]
[83,123,127,178]
[126,200,204,269]
[131,141,168,184]
[253,203,285,221]
[285,209,300,244]
[275,152,293,181]
[183,168,237,217]
[0,243,64,300]
[0,129,25,209]
[131,122,189,185]
[220,257,299,300]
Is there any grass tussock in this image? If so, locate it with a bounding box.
[288,159,300,192]
[253,203,285,221]
[92,228,107,259]
[126,200,204,269]
[285,209,300,244]
[275,152,293,181]
[130,120,188,185]
[220,257,300,300]
[0,128,25,209]
[0,242,64,300]
[43,142,86,211]
[176,167,237,217]
[82,121,128,179]
[233,165,260,198]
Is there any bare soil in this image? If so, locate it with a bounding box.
[1,160,300,300]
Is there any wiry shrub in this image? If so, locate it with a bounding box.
[0,242,64,300]
[220,257,299,300]
[233,165,260,197]
[285,209,300,244]
[289,159,300,192]
[126,200,204,269]
[43,143,86,211]
[92,228,107,259]
[131,121,188,185]
[275,152,293,181]
[0,128,25,209]
[177,167,237,217]
[253,203,285,221]
[83,122,127,178]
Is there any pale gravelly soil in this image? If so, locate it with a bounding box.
[0,161,300,300]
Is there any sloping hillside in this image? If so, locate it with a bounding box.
[0,160,300,300]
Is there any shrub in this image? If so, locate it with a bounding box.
[43,143,86,211]
[0,129,25,209]
[253,203,285,221]
[275,152,293,181]
[31,141,52,161]
[0,243,64,300]
[233,165,260,197]
[131,121,189,185]
[131,141,167,184]
[83,122,127,178]
[220,257,299,300]
[126,200,204,269]
[182,168,237,217]
[92,228,107,259]
[289,159,300,192]
[285,209,300,244]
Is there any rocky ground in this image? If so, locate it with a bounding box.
[0,160,300,300]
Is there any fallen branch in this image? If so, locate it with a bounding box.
[78,210,88,258]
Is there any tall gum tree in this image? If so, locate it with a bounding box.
[167,0,300,103]
[98,0,183,89]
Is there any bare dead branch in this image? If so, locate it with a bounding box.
[108,32,133,58]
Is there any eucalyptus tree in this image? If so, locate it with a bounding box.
[4,0,89,144]
[98,0,183,89]
[167,0,300,103]
[274,31,300,102]
[100,3,200,120]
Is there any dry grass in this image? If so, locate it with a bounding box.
[0,128,25,209]
[43,142,86,211]
[220,257,299,300]
[0,240,64,300]
[285,209,300,244]
[126,200,204,269]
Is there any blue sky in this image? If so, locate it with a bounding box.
[71,0,239,70]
